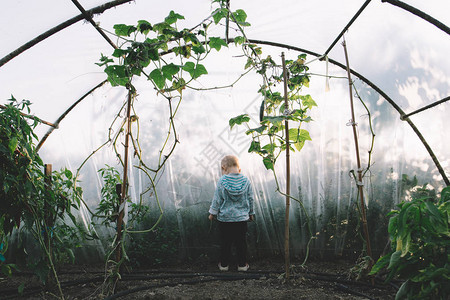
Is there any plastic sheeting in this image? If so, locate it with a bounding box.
[1,0,449,261]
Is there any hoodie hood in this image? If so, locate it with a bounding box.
[221,173,250,202]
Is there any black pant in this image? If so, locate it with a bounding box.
[219,221,248,267]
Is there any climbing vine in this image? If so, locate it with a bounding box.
[229,52,317,269]
[74,1,255,294]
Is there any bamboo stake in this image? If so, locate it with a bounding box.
[115,88,133,264]
[281,52,291,279]
[43,164,52,276]
[342,40,373,263]
[225,0,230,43]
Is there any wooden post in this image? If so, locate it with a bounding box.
[115,88,133,264]
[44,164,52,249]
[342,40,373,263]
[43,163,52,286]
[282,52,291,279]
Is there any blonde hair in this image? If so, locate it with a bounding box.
[221,155,240,169]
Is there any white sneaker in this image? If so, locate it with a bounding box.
[237,264,249,272]
[218,263,229,271]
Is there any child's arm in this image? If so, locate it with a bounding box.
[208,180,222,220]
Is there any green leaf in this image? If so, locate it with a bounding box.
[245,57,253,69]
[113,24,136,36]
[165,11,184,24]
[192,44,206,54]
[3,181,10,194]
[212,8,227,24]
[112,48,128,58]
[162,63,180,81]
[229,114,250,129]
[262,144,275,153]
[425,201,444,222]
[246,125,267,135]
[232,9,250,26]
[302,76,310,87]
[182,62,208,79]
[153,22,171,34]
[263,115,285,124]
[299,129,312,141]
[183,31,201,46]
[369,254,391,275]
[67,248,75,263]
[137,20,152,34]
[18,282,25,294]
[301,94,317,109]
[64,168,72,179]
[294,140,305,151]
[104,65,130,87]
[147,47,159,61]
[1,265,11,277]
[96,54,114,67]
[288,128,299,141]
[8,137,17,154]
[441,186,450,202]
[209,37,228,51]
[173,46,191,58]
[248,141,261,153]
[172,78,186,93]
[149,68,165,89]
[400,233,411,257]
[263,156,274,170]
[395,280,410,300]
[234,36,245,45]
[388,250,402,269]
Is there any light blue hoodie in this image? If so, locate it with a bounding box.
[209,173,254,222]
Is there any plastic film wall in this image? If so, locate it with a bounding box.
[1,0,449,263]
[33,48,448,262]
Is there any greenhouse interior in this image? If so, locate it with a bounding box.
[0,0,449,299]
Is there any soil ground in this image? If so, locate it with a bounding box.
[0,258,398,299]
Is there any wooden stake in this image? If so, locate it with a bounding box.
[282,52,291,279]
[342,40,373,264]
[43,164,53,286]
[115,88,133,264]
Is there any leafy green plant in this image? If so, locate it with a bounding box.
[0,97,86,298]
[94,165,122,228]
[0,97,42,235]
[370,185,450,299]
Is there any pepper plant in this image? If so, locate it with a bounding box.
[370,185,449,299]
